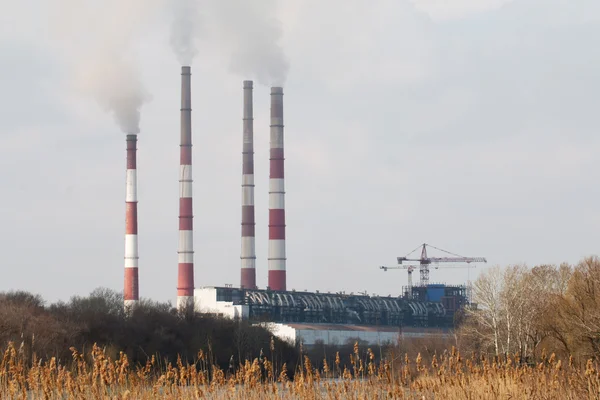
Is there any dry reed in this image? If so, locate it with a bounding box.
[1,341,599,399]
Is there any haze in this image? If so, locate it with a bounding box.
[1,0,599,305]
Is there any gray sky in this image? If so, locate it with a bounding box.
[1,0,599,305]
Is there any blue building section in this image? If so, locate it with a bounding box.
[404,284,468,315]
[426,284,446,302]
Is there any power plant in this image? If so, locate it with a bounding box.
[121,68,485,347]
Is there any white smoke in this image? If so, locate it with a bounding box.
[203,0,290,86]
[169,0,202,66]
[76,53,151,134]
[166,0,289,85]
[48,0,159,134]
[49,0,290,132]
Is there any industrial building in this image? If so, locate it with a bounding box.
[193,284,466,346]
[194,286,461,327]
[120,64,482,346]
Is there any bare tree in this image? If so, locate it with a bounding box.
[501,265,531,357]
[523,264,572,357]
[463,261,579,360]
[553,257,600,359]
[465,264,554,359]
[467,265,504,356]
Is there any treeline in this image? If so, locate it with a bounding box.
[5,257,600,375]
[459,256,600,362]
[0,288,298,372]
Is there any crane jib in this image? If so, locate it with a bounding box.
[385,243,487,287]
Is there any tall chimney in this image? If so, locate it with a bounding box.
[177,66,195,310]
[268,87,286,291]
[240,80,257,289]
[124,133,139,309]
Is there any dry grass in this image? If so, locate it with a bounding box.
[1,341,600,399]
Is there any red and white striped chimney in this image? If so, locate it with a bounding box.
[177,66,195,310]
[124,133,139,308]
[240,80,257,289]
[268,87,286,291]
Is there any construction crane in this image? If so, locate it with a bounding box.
[380,264,478,289]
[382,243,487,286]
[380,265,419,288]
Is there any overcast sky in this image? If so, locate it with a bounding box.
[1,0,599,305]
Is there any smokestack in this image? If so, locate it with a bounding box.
[124,133,139,308]
[268,87,286,291]
[240,80,257,289]
[177,66,195,310]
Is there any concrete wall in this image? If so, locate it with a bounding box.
[261,323,399,347]
[261,323,297,345]
[295,329,399,347]
[261,323,451,347]
[194,287,248,319]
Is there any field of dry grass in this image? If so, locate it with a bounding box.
[1,341,600,399]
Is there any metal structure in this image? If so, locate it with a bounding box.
[406,284,469,314]
[381,264,477,290]
[396,243,486,286]
[268,87,286,291]
[205,287,456,328]
[177,66,195,310]
[381,264,418,288]
[240,80,257,289]
[124,134,139,309]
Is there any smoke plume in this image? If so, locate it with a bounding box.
[206,0,290,86]
[169,0,202,66]
[48,0,159,134]
[166,0,289,84]
[77,53,151,134]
